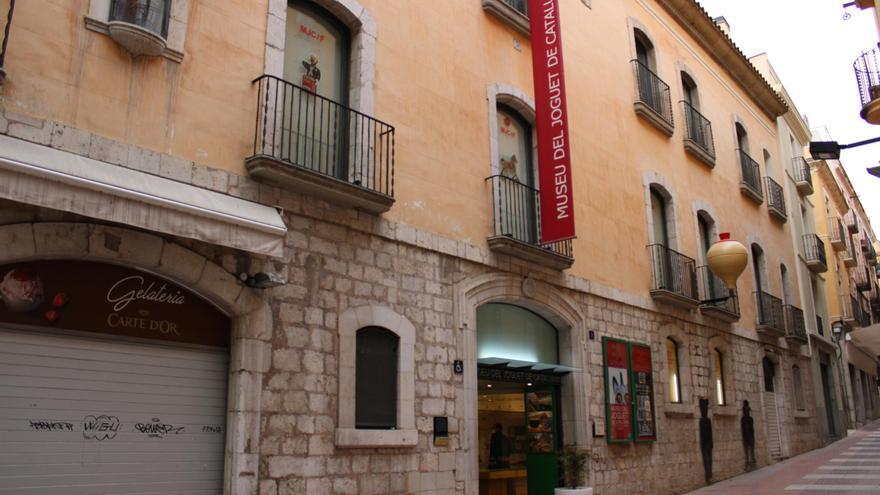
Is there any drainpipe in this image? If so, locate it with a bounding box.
[0,0,16,84]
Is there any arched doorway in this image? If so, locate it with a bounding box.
[476,303,570,495]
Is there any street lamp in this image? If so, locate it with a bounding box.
[868,164,880,178]
[832,321,845,342]
[702,232,748,304]
[809,136,880,160]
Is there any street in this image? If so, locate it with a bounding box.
[686,420,880,494]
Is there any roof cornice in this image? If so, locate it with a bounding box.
[653,0,789,119]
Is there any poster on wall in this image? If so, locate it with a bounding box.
[525,390,555,453]
[630,342,657,442]
[602,337,632,443]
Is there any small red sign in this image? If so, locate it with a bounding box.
[603,337,632,443]
[528,0,576,244]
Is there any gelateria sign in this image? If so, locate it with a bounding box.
[0,261,230,347]
[529,0,576,244]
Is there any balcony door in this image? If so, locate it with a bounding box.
[497,107,537,244]
[283,1,350,178]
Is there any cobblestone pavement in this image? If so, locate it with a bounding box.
[685,420,880,495]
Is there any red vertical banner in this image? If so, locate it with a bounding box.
[603,337,632,443]
[528,0,576,244]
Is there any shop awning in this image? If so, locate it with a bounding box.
[850,324,880,358]
[0,135,287,257]
[477,357,579,375]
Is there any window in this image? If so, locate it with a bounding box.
[85,0,187,61]
[752,244,766,293]
[736,123,750,153]
[481,0,531,37]
[793,365,805,410]
[713,349,726,405]
[763,357,776,392]
[651,187,670,247]
[681,72,699,109]
[666,338,681,403]
[355,327,398,429]
[631,29,673,133]
[496,106,537,243]
[634,30,656,70]
[680,72,714,164]
[337,305,416,447]
[285,1,350,103]
[110,0,170,37]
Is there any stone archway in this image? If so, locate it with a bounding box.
[454,273,588,495]
[0,222,272,495]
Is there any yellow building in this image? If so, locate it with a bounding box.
[0,0,844,494]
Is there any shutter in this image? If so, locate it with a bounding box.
[0,328,227,494]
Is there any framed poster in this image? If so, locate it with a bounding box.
[630,342,657,442]
[525,389,555,453]
[602,337,632,443]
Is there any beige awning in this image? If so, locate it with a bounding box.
[850,324,880,358]
[0,135,287,257]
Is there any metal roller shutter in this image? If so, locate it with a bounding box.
[0,328,228,495]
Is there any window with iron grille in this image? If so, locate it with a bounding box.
[355,326,398,429]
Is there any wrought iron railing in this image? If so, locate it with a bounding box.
[755,291,785,333]
[853,294,871,327]
[486,175,573,258]
[681,101,715,158]
[648,244,698,301]
[501,0,528,16]
[854,48,880,111]
[738,150,763,200]
[792,157,812,188]
[0,0,15,76]
[804,234,827,268]
[632,60,674,126]
[109,0,171,37]
[250,75,395,197]
[855,265,872,292]
[829,217,847,250]
[816,314,824,336]
[697,265,739,316]
[765,176,786,218]
[784,305,807,342]
[845,210,859,233]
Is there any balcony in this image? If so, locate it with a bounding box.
[765,176,787,222]
[485,175,573,270]
[803,234,828,273]
[106,0,170,57]
[855,266,872,292]
[853,294,872,328]
[681,101,715,167]
[828,217,847,251]
[738,150,764,204]
[482,0,530,37]
[632,60,674,136]
[697,265,740,322]
[246,75,395,214]
[854,47,880,125]
[792,157,813,195]
[816,314,825,337]
[845,210,859,233]
[755,291,785,338]
[843,237,858,268]
[784,305,808,345]
[648,244,699,309]
[866,242,878,266]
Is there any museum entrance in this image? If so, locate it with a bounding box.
[476,302,573,495]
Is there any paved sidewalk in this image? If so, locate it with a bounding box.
[685,420,880,494]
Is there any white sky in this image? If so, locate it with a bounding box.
[696,0,879,233]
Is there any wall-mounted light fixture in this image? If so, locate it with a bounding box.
[239,271,287,289]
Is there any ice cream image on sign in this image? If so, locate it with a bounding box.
[0,267,44,313]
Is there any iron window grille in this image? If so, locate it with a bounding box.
[501,0,528,16]
[648,244,698,301]
[109,0,171,38]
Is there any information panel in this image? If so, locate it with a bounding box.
[602,337,632,443]
[630,343,657,442]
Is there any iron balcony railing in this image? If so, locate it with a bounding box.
[803,234,827,268]
[845,210,859,233]
[854,48,880,116]
[816,314,825,337]
[855,266,872,292]
[486,175,573,258]
[501,0,528,16]
[784,305,807,342]
[755,291,785,333]
[765,176,786,218]
[853,294,871,327]
[109,0,171,38]
[681,101,715,158]
[792,157,812,189]
[250,75,395,198]
[738,150,763,201]
[828,217,847,251]
[632,60,674,126]
[648,244,698,301]
[697,265,739,316]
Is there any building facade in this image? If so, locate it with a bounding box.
[0,1,844,494]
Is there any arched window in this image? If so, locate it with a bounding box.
[713,348,726,405]
[666,338,681,403]
[681,72,699,109]
[763,149,774,178]
[793,365,805,410]
[634,29,655,70]
[651,187,670,247]
[355,326,399,429]
[496,105,537,243]
[735,123,750,153]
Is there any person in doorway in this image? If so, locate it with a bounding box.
[699,398,713,484]
[489,423,511,469]
[741,400,756,470]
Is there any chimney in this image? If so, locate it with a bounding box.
[714,16,730,36]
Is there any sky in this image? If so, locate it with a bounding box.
[695,0,879,233]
